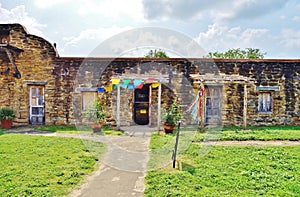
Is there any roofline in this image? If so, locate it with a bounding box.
[57,57,300,63]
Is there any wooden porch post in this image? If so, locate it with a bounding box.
[157,83,162,132]
[117,84,121,130]
[243,83,247,130]
[149,85,152,127]
[201,90,205,129]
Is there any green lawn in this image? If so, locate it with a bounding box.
[145,133,300,196]
[194,125,300,141]
[0,134,106,196]
[35,125,124,135]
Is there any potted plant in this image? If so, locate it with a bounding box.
[0,107,16,129]
[161,100,182,134]
[83,99,107,133]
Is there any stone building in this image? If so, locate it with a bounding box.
[0,24,299,128]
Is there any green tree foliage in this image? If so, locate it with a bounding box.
[207,48,266,59]
[145,49,169,58]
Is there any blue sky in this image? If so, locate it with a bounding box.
[0,0,299,58]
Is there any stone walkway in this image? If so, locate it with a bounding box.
[69,126,156,197]
[6,125,155,197]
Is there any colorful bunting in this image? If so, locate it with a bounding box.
[97,77,168,91]
[186,84,205,123]
[120,84,127,89]
[111,78,121,85]
[133,79,143,86]
[136,83,144,89]
[97,87,105,92]
[122,79,131,85]
[145,78,155,83]
[159,78,168,83]
[128,84,135,89]
[151,82,160,88]
[105,85,113,92]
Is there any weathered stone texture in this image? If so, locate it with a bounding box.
[0,24,57,125]
[1,24,299,127]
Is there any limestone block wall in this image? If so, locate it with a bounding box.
[0,24,57,125]
[216,60,300,126]
[53,58,300,127]
[1,24,298,127]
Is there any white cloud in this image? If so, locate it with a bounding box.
[280,15,286,19]
[78,0,144,21]
[0,4,46,37]
[279,29,300,49]
[195,23,268,52]
[142,0,288,22]
[63,26,132,47]
[292,16,300,22]
[61,26,132,56]
[34,0,72,9]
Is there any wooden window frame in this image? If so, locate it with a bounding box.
[81,91,97,110]
[258,92,273,113]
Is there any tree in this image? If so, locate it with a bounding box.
[145,49,169,58]
[207,48,266,59]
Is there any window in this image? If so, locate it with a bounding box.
[82,92,97,110]
[258,92,272,113]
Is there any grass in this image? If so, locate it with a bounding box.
[145,133,300,196]
[35,125,79,133]
[35,125,124,135]
[194,125,300,142]
[148,125,300,170]
[0,134,106,196]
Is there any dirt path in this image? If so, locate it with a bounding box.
[195,140,300,146]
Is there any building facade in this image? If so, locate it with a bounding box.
[0,24,299,128]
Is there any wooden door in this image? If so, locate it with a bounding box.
[133,85,149,125]
[205,86,222,125]
[29,86,45,124]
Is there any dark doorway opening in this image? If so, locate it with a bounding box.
[133,85,149,125]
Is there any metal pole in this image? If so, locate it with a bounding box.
[172,121,181,168]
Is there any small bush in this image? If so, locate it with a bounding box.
[0,108,16,120]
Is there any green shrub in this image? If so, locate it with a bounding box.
[0,107,16,120]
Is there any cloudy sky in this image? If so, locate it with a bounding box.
[0,0,300,58]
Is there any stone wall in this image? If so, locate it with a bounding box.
[216,60,300,126]
[1,24,299,127]
[0,24,57,125]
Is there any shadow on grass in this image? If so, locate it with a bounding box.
[182,162,196,175]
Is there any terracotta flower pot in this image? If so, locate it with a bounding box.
[163,123,176,134]
[90,122,104,133]
[1,119,13,129]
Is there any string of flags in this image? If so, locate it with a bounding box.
[97,77,168,93]
[186,84,205,123]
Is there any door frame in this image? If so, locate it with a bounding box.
[29,86,45,124]
[205,85,223,125]
[133,84,150,125]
